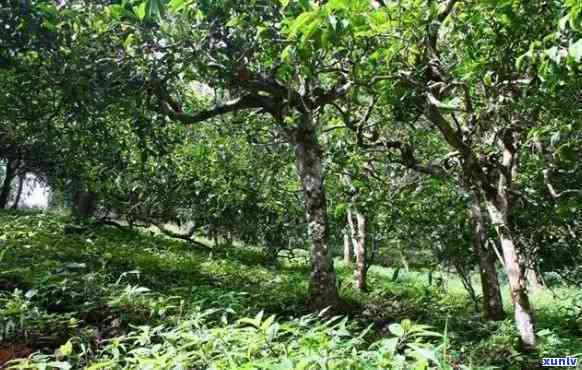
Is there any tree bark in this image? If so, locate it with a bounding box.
[483,140,536,350]
[352,208,368,292]
[343,228,353,263]
[344,174,368,292]
[11,173,25,209]
[486,203,536,350]
[468,187,505,321]
[290,113,340,311]
[0,159,17,209]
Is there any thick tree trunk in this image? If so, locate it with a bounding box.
[468,188,505,321]
[290,113,340,311]
[11,173,25,209]
[0,159,16,209]
[343,229,352,263]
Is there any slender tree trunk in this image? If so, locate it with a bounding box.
[11,173,25,209]
[391,266,401,281]
[346,207,357,253]
[487,209,535,350]
[346,200,368,291]
[454,261,478,304]
[343,228,353,263]
[468,187,505,321]
[290,113,340,310]
[224,230,233,247]
[352,208,367,292]
[0,159,16,209]
[343,173,368,292]
[400,250,409,272]
[485,138,536,351]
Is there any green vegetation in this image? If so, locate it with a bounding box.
[1,212,580,369]
[2,0,582,368]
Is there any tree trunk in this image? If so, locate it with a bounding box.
[346,207,357,253]
[468,187,505,321]
[290,113,340,311]
[73,191,97,220]
[352,208,367,292]
[11,173,25,209]
[391,266,401,281]
[343,229,352,263]
[485,194,536,350]
[0,159,16,209]
[344,174,368,292]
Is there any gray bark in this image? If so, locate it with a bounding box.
[11,173,25,209]
[483,137,536,350]
[352,208,367,291]
[468,187,505,321]
[343,229,353,263]
[290,113,340,310]
[344,175,368,292]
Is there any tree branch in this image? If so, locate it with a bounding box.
[314,81,353,108]
[159,94,268,124]
[543,169,582,200]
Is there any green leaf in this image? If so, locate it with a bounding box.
[134,2,146,20]
[46,362,72,370]
[483,71,494,86]
[239,317,260,328]
[281,45,294,61]
[261,314,276,330]
[389,323,405,337]
[328,15,338,30]
[169,0,189,13]
[280,0,290,9]
[408,344,439,365]
[59,340,73,357]
[301,18,322,44]
[287,11,317,36]
[147,0,166,19]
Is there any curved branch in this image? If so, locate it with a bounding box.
[99,216,211,250]
[147,219,211,250]
[159,94,267,124]
[543,169,582,200]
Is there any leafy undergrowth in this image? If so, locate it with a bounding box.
[1,211,580,369]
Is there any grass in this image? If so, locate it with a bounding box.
[0,210,581,369]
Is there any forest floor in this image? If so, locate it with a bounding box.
[0,211,581,369]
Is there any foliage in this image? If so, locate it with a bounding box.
[0,212,580,369]
[1,0,581,364]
